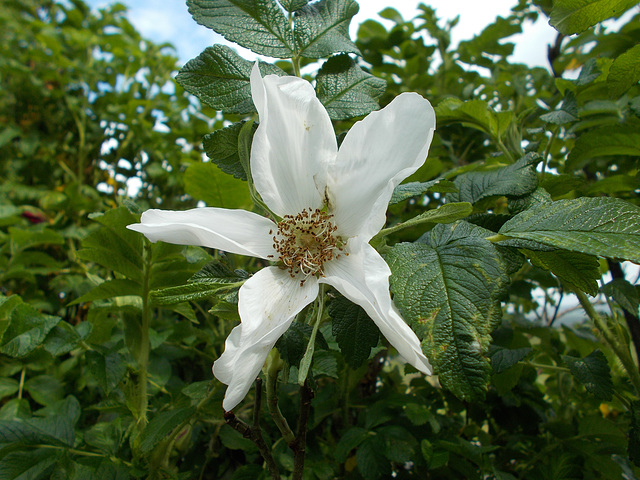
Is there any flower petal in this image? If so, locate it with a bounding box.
[250,64,337,216]
[127,208,277,259]
[327,93,435,240]
[213,266,319,411]
[321,239,432,374]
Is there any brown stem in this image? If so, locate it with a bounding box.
[224,380,280,480]
[291,381,314,480]
[607,260,640,364]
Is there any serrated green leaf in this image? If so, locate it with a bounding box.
[490,347,532,374]
[565,126,640,171]
[549,0,639,35]
[449,154,540,204]
[540,91,578,125]
[316,54,385,120]
[278,0,308,12]
[0,304,60,358]
[177,45,286,113]
[523,249,601,296]
[608,44,640,97]
[86,350,127,395]
[498,197,640,263]
[436,98,513,141]
[329,296,379,368]
[138,407,196,454]
[8,227,64,252]
[334,427,368,463]
[186,0,294,58]
[0,448,59,480]
[202,121,255,181]
[184,161,252,209]
[189,260,250,284]
[294,0,360,58]
[457,16,521,68]
[562,350,613,400]
[601,278,640,318]
[68,279,141,306]
[276,322,328,367]
[151,282,231,306]
[387,222,510,400]
[377,425,417,464]
[24,376,65,407]
[389,179,458,205]
[356,436,390,480]
[43,321,90,357]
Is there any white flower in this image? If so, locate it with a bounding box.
[128,64,436,412]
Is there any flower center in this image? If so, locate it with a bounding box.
[270,208,343,281]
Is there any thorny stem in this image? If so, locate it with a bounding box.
[136,241,152,432]
[574,288,640,394]
[292,381,314,480]
[266,351,296,445]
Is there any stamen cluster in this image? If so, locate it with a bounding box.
[270,208,343,280]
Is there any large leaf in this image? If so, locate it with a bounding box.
[177,46,286,113]
[549,0,639,35]
[498,197,640,263]
[523,249,601,296]
[607,44,640,97]
[186,0,294,58]
[387,222,510,400]
[329,295,379,368]
[448,153,540,204]
[184,161,252,209]
[565,126,640,171]
[316,54,385,120]
[202,121,255,180]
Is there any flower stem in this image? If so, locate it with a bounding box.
[298,286,324,386]
[266,350,296,445]
[292,381,314,480]
[136,241,152,432]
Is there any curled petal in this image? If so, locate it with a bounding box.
[327,93,436,240]
[127,208,277,259]
[213,267,318,411]
[250,64,337,216]
[321,240,432,374]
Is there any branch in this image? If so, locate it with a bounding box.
[291,381,314,480]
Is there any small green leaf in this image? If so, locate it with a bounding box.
[189,260,250,284]
[490,347,532,374]
[436,98,513,142]
[357,436,390,480]
[177,46,286,113]
[279,0,308,11]
[329,296,379,368]
[138,407,196,454]
[316,54,385,120]
[562,350,613,400]
[540,91,578,125]
[449,154,540,204]
[68,279,141,306]
[0,379,19,401]
[0,304,60,358]
[498,197,640,263]
[334,427,368,463]
[186,0,294,58]
[565,126,640,171]
[151,282,231,306]
[608,44,640,97]
[601,278,640,318]
[86,350,127,395]
[549,0,639,35]
[276,322,328,367]
[184,161,252,209]
[43,321,91,357]
[523,249,601,296]
[390,179,458,205]
[294,0,360,58]
[202,121,255,181]
[387,222,510,400]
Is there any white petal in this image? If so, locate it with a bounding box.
[250,64,337,216]
[320,239,432,374]
[213,266,319,411]
[127,208,277,259]
[327,93,435,240]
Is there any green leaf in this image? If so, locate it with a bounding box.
[279,0,308,12]
[523,249,601,296]
[0,448,59,480]
[189,260,250,284]
[68,279,141,306]
[601,278,640,317]
[334,427,368,463]
[357,436,390,480]
[184,161,252,209]
[377,425,417,464]
[86,350,127,395]
[549,0,639,35]
[565,126,640,171]
[387,222,510,400]
[540,91,578,125]
[490,347,532,374]
[390,179,458,205]
[436,98,513,141]
[449,154,540,204]
[608,44,640,97]
[0,304,60,358]
[0,379,19,401]
[151,282,231,306]
[8,227,64,252]
[293,0,360,58]
[138,407,196,454]
[202,121,255,181]
[329,296,379,368]
[629,401,640,467]
[24,376,65,407]
[498,197,640,263]
[316,54,385,120]
[177,45,286,113]
[562,350,613,400]
[457,16,522,68]
[43,321,91,357]
[276,322,328,367]
[186,0,294,58]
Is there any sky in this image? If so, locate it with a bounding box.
[84,0,559,69]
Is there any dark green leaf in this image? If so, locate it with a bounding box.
[565,126,640,171]
[436,98,513,141]
[562,350,613,400]
[316,54,385,120]
[377,425,417,463]
[608,44,640,97]
[184,161,252,209]
[138,407,196,454]
[68,279,141,306]
[329,296,379,368]
[356,436,390,480]
[601,278,640,317]
[203,121,255,181]
[24,376,64,407]
[387,222,510,400]
[189,260,250,284]
[86,350,127,395]
[540,91,578,125]
[294,0,360,58]
[449,153,540,204]
[334,427,368,463]
[279,0,308,11]
[0,304,60,358]
[43,321,91,357]
[276,322,328,367]
[498,197,640,263]
[629,401,640,466]
[0,379,19,401]
[457,16,521,68]
[186,0,294,58]
[151,282,231,306]
[177,45,286,113]
[0,448,58,480]
[390,179,458,205]
[549,0,639,34]
[523,249,601,296]
[490,347,532,374]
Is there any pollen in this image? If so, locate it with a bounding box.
[273,208,343,279]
